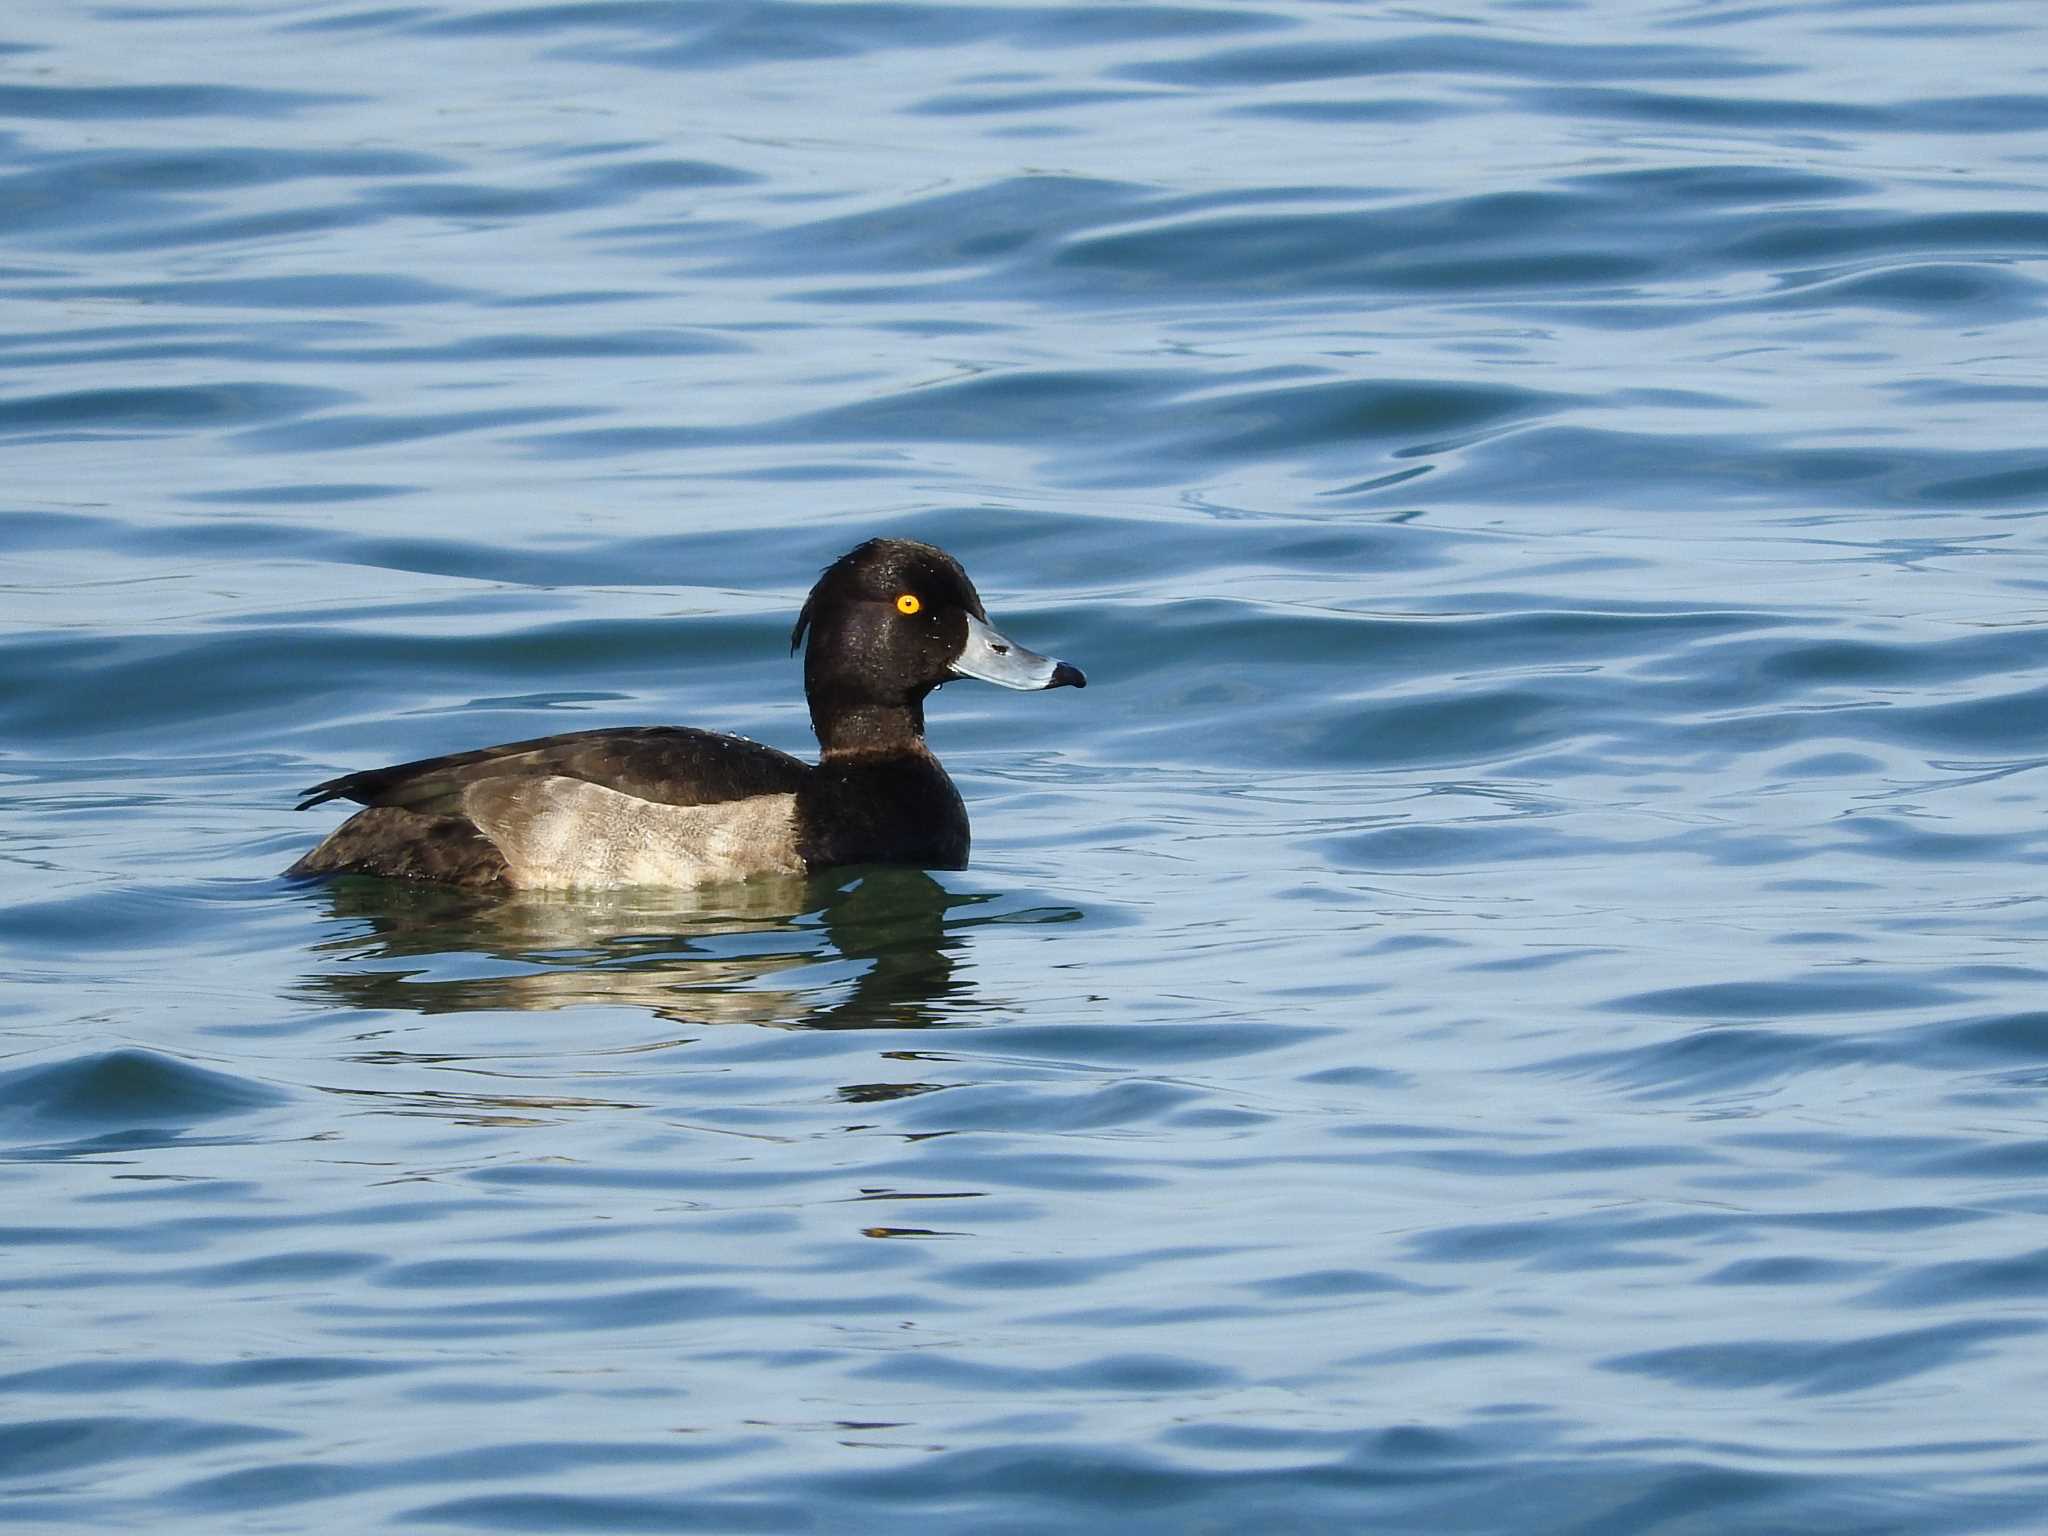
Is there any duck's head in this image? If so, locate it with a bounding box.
[791,538,1084,750]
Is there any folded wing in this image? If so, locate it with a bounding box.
[296,726,810,812]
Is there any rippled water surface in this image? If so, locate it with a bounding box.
[7,0,2048,1530]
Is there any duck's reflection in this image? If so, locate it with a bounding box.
[297,867,996,1030]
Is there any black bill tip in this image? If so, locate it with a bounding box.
[1049,661,1086,690]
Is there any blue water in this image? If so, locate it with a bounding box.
[5,0,2048,1530]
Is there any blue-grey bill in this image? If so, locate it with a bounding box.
[950,612,1086,690]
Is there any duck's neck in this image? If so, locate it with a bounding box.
[814,701,926,759]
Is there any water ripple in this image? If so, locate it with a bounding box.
[8,0,2048,1530]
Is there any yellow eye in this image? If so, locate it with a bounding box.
[895,593,922,615]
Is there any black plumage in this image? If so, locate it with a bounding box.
[288,539,1083,889]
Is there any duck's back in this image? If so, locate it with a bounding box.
[289,727,814,889]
